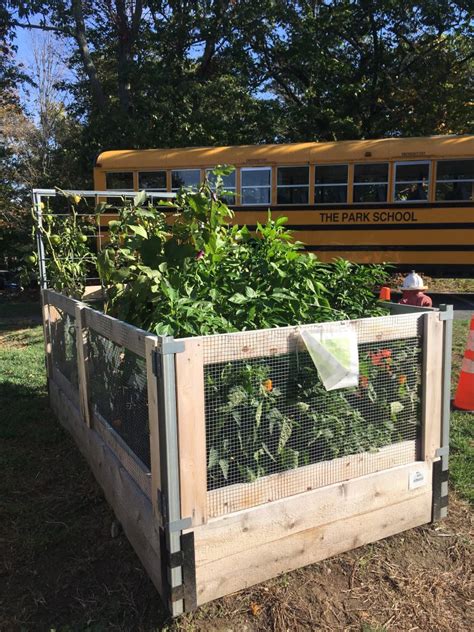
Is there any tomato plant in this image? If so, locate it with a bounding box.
[32,192,97,297]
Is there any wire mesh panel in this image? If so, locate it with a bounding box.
[49,307,78,390]
[202,313,424,517]
[88,329,151,470]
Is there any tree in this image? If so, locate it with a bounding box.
[246,0,474,139]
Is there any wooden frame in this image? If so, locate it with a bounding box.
[42,290,447,615]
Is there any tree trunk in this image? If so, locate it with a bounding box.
[71,0,107,110]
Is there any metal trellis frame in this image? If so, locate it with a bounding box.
[32,188,176,290]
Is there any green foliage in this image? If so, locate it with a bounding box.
[31,193,97,298]
[96,180,388,336]
[206,339,421,487]
[7,0,473,172]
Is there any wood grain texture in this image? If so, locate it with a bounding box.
[75,303,91,427]
[422,312,444,461]
[49,379,164,599]
[197,312,425,365]
[194,466,432,605]
[82,285,105,301]
[93,410,151,499]
[43,289,78,317]
[41,290,53,378]
[207,440,417,518]
[51,365,79,409]
[145,336,162,517]
[84,307,148,358]
[175,338,208,526]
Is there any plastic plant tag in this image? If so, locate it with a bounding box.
[300,324,359,391]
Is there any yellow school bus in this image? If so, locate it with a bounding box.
[94,135,474,273]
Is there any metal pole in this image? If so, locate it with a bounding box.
[438,304,453,471]
[156,336,187,616]
[33,191,48,290]
[431,303,453,521]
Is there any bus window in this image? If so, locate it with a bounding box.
[138,171,167,191]
[105,172,134,190]
[206,169,236,203]
[436,159,474,201]
[171,169,200,191]
[353,163,388,203]
[277,166,309,204]
[314,165,348,204]
[241,167,271,205]
[394,162,430,201]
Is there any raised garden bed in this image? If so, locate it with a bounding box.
[42,288,451,616]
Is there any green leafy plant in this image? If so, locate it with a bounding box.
[31,192,97,298]
[205,339,421,488]
[34,176,404,488]
[94,174,388,335]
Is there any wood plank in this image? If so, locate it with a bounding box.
[195,488,432,605]
[145,336,162,517]
[422,312,444,460]
[75,303,91,427]
[51,365,79,409]
[43,289,78,317]
[49,379,164,599]
[175,338,208,526]
[193,461,431,565]
[207,439,416,518]
[93,410,151,500]
[84,306,148,358]
[198,312,425,365]
[82,285,105,301]
[41,289,53,378]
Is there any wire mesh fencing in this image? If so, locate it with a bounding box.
[203,315,423,517]
[87,329,151,471]
[49,307,79,390]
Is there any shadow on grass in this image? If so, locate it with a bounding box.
[0,377,170,631]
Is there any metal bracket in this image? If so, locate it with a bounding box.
[167,516,192,533]
[438,304,454,321]
[432,460,449,522]
[156,490,191,532]
[435,446,449,458]
[152,349,162,378]
[160,529,197,611]
[159,339,185,355]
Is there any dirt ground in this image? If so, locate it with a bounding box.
[1,377,472,631]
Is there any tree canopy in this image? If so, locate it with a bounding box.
[6,2,474,157]
[1,1,473,267]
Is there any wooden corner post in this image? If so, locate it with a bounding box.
[41,289,53,380]
[145,335,162,518]
[75,303,91,427]
[422,311,444,462]
[175,337,208,527]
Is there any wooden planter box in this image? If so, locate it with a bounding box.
[41,289,451,616]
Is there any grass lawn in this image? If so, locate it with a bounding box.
[450,319,474,504]
[1,302,472,631]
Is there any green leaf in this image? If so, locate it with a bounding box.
[229,293,247,304]
[278,418,292,454]
[130,224,148,239]
[133,190,147,207]
[219,459,229,480]
[208,447,219,470]
[255,400,263,428]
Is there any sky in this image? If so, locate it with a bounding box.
[13,23,74,117]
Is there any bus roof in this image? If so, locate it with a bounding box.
[96,135,474,169]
